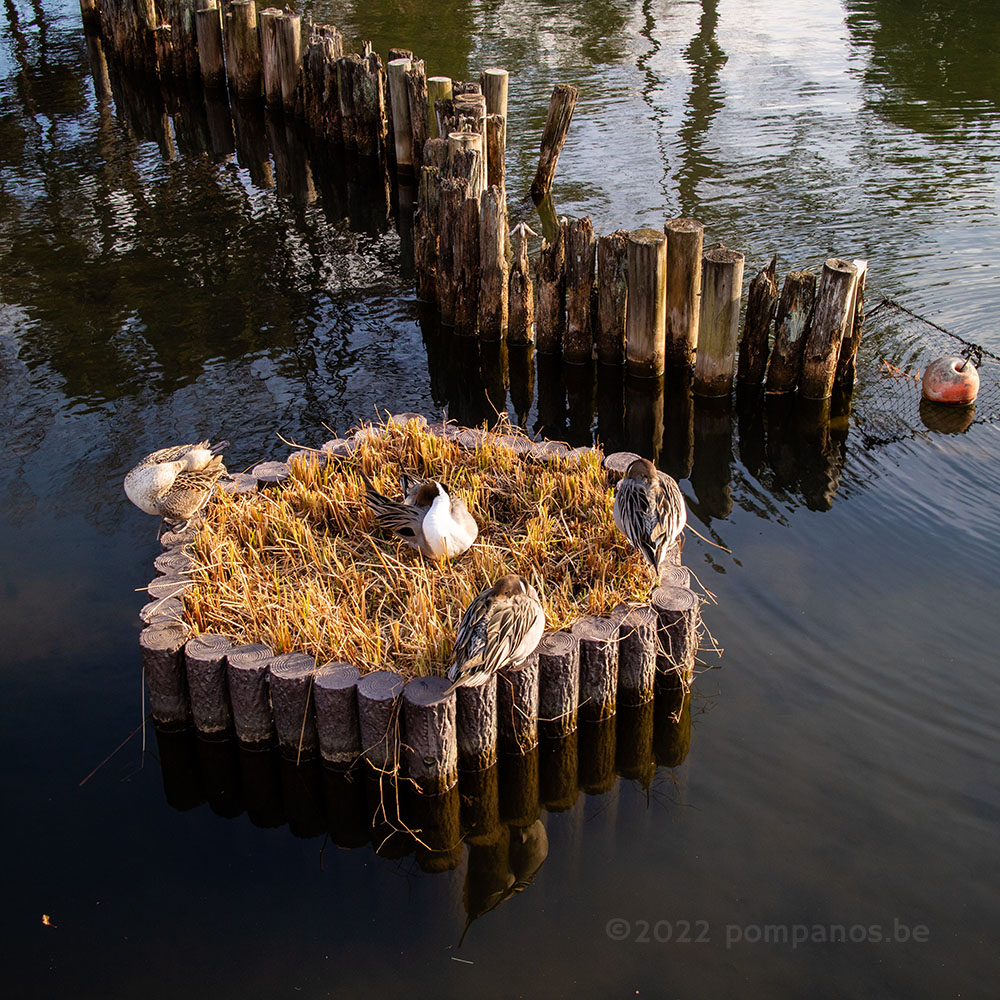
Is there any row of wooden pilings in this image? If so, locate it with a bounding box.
[138,423,702,796]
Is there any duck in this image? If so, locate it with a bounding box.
[362,471,478,559]
[124,440,229,524]
[613,457,687,574]
[446,574,545,691]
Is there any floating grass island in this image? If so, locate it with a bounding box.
[183,416,657,682]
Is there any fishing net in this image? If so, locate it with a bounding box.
[851,298,1000,446]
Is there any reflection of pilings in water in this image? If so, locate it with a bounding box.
[675,0,727,216]
[653,678,692,768]
[154,727,206,811]
[690,394,733,520]
[796,396,840,512]
[615,700,655,789]
[578,717,616,795]
[280,756,325,838]
[498,746,540,827]
[661,365,694,481]
[267,115,315,205]
[86,32,113,103]
[535,354,567,441]
[195,734,244,819]
[463,824,513,927]
[322,766,369,848]
[508,345,535,428]
[107,62,176,158]
[231,96,275,188]
[564,361,595,446]
[365,776,414,859]
[204,88,236,158]
[635,0,669,205]
[170,81,214,155]
[735,383,766,480]
[624,372,664,462]
[238,744,285,828]
[442,332,490,427]
[539,732,578,811]
[396,177,416,280]
[479,338,509,419]
[460,764,500,844]
[595,364,626,454]
[405,784,463,872]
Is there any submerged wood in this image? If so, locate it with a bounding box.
[800,258,860,399]
[765,270,817,393]
[227,642,277,745]
[835,259,869,388]
[184,634,233,734]
[596,229,629,365]
[530,83,578,199]
[478,185,508,340]
[403,676,458,793]
[737,255,780,385]
[564,215,596,364]
[140,622,190,727]
[626,227,668,377]
[508,222,535,346]
[313,662,361,765]
[456,674,498,770]
[664,218,704,369]
[537,629,580,737]
[535,218,567,353]
[695,247,745,396]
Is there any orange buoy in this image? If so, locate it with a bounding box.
[921,356,980,405]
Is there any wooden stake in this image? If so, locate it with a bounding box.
[456,675,498,770]
[481,66,509,118]
[737,255,780,385]
[537,630,580,738]
[184,634,233,734]
[313,663,361,766]
[356,670,405,773]
[387,56,413,171]
[414,165,441,302]
[275,12,301,115]
[765,270,817,393]
[651,586,700,685]
[259,7,282,108]
[564,216,596,364]
[530,83,578,199]
[140,622,190,727]
[405,59,428,170]
[227,643,277,745]
[168,0,200,80]
[694,247,745,396]
[447,129,485,200]
[508,221,535,346]
[800,258,860,399]
[664,218,704,369]
[835,259,869,388]
[426,75,452,139]
[436,176,468,326]
[498,653,540,754]
[485,113,506,191]
[571,616,619,721]
[596,229,629,365]
[403,677,458,793]
[535,217,567,354]
[453,193,481,336]
[617,606,657,706]
[269,652,319,758]
[194,2,225,90]
[479,185,508,340]
[227,0,262,100]
[625,227,668,377]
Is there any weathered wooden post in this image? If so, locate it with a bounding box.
[275,12,301,115]
[356,670,405,774]
[168,0,200,80]
[835,259,869,388]
[453,192,481,336]
[626,227,668,377]
[536,630,580,738]
[530,83,578,199]
[617,606,658,705]
[436,175,468,325]
[402,677,458,793]
[481,67,509,118]
[479,185,508,340]
[313,662,362,766]
[664,218,704,369]
[426,75,452,139]
[405,60,428,169]
[694,247,745,396]
[387,56,413,171]
[485,114,506,191]
[184,634,232,734]
[269,652,318,759]
[508,221,536,346]
[140,622,190,727]
[596,229,629,365]
[800,258,860,399]
[564,216,596,364]
[456,675,498,770]
[765,270,817,393]
[226,0,262,99]
[259,7,283,108]
[535,218,567,354]
[227,643,277,745]
[651,585,700,685]
[414,165,441,302]
[571,617,619,720]
[497,654,540,754]
[448,129,485,200]
[737,256,780,385]
[194,1,225,90]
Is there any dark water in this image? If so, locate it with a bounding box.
[2,1,999,997]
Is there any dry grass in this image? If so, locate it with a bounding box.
[183,416,652,679]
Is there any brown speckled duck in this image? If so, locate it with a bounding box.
[124,440,228,524]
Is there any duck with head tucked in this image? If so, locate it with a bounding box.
[613,457,687,575]
[362,471,478,560]
[124,440,228,525]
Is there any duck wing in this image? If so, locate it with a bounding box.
[136,441,207,470]
[156,467,223,520]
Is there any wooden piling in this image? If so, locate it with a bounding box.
[564,216,596,364]
[536,630,580,738]
[403,677,458,793]
[226,642,277,745]
[184,634,233,734]
[737,255,780,385]
[414,165,441,302]
[140,622,190,728]
[387,57,413,171]
[168,0,200,80]
[426,76,452,139]
[356,669,404,773]
[269,652,318,759]
[227,0,262,100]
[478,185,509,340]
[694,247,745,396]
[448,129,485,200]
[405,60,428,169]
[625,227,668,377]
[530,83,578,199]
[497,653,540,754]
[800,258,860,400]
[535,218,567,354]
[617,606,658,705]
[651,586,700,684]
[456,675,498,771]
[454,192,482,336]
[664,218,704,369]
[436,176,468,325]
[765,270,817,393]
[835,259,869,388]
[194,2,225,90]
[508,222,535,346]
[571,617,619,721]
[275,12,301,115]
[313,662,362,766]
[259,8,282,108]
[596,229,629,365]
[485,114,506,191]
[481,67,509,118]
